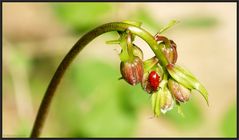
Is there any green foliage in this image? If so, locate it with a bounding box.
[220,103,236,137]
[54,59,148,137]
[51,3,113,34]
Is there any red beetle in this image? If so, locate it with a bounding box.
[148,71,160,91]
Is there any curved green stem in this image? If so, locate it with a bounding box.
[30,22,168,137]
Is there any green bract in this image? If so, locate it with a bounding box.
[159,20,179,34]
[166,64,209,106]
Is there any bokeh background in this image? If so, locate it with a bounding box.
[2,2,237,137]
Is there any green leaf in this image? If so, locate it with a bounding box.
[174,64,199,82]
[159,20,179,34]
[167,65,195,89]
[167,64,209,106]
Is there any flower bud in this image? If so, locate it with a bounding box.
[154,34,178,64]
[160,87,174,114]
[168,78,191,102]
[151,87,174,116]
[120,57,144,86]
[160,41,178,64]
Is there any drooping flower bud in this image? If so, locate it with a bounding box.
[160,87,174,113]
[168,78,191,102]
[154,34,178,64]
[120,56,144,86]
[117,30,144,86]
[151,87,174,117]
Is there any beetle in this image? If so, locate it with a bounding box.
[148,71,160,91]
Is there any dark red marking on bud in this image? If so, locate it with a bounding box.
[169,40,178,64]
[148,71,160,91]
[155,34,167,42]
[166,63,174,70]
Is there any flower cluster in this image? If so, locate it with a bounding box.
[108,21,208,117]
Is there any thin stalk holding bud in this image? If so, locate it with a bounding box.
[30,22,169,137]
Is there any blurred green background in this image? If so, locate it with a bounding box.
[2,2,237,137]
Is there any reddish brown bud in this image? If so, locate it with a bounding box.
[170,40,178,64]
[168,79,191,102]
[166,63,174,70]
[120,57,144,86]
[154,34,178,64]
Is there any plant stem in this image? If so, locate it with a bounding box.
[30,22,168,137]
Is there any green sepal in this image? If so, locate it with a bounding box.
[151,89,163,117]
[159,20,179,34]
[176,101,185,117]
[106,40,121,44]
[132,44,143,60]
[143,56,159,72]
[119,38,129,62]
[118,32,132,62]
[158,70,168,88]
[167,64,209,106]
